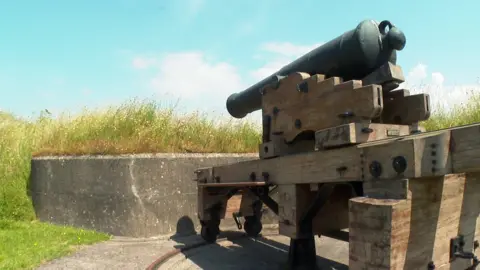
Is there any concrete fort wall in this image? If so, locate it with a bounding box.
[28,153,277,238]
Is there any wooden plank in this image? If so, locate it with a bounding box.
[273,84,383,142]
[363,178,409,200]
[239,189,256,216]
[312,183,355,235]
[278,184,310,238]
[197,186,229,220]
[198,182,267,187]
[277,183,357,239]
[315,122,412,149]
[197,123,480,186]
[207,146,362,185]
[349,173,480,269]
[450,123,480,173]
[381,93,431,124]
[359,129,452,181]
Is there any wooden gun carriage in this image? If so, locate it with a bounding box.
[194,19,480,269]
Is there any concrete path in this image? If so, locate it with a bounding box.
[36,229,348,270]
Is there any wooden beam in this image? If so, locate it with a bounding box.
[195,123,480,187]
[349,173,480,269]
[198,182,267,187]
[381,92,431,124]
[314,122,413,150]
[272,84,383,142]
[195,146,362,185]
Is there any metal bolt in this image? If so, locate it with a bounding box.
[297,81,308,93]
[369,161,382,178]
[338,111,354,119]
[361,127,373,133]
[392,156,407,174]
[262,172,270,183]
[272,107,279,115]
[295,119,302,129]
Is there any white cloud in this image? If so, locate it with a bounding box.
[250,58,290,81]
[260,42,322,57]
[149,52,244,99]
[132,57,157,69]
[431,72,444,86]
[400,63,480,112]
[250,42,323,80]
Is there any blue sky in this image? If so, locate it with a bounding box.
[1,0,479,120]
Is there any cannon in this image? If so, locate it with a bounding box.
[193,19,480,269]
[226,19,407,119]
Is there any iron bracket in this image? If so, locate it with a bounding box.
[450,235,480,269]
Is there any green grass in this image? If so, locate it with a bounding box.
[1,92,480,269]
[0,220,110,270]
[0,98,261,269]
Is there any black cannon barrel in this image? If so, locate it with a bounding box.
[226,19,406,119]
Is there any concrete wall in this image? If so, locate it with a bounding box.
[28,154,277,238]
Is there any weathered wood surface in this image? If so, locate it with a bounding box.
[266,76,383,142]
[349,173,480,270]
[278,183,355,239]
[381,91,431,125]
[314,122,413,150]
[195,123,480,186]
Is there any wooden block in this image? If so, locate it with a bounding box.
[315,123,412,150]
[349,173,480,269]
[259,135,288,159]
[450,123,480,173]
[386,89,410,99]
[349,197,409,269]
[262,72,312,115]
[262,74,345,115]
[312,183,355,234]
[381,93,431,124]
[277,184,312,238]
[273,84,383,142]
[362,62,405,87]
[197,186,229,220]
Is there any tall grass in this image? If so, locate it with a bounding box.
[0,99,261,221]
[1,92,480,221]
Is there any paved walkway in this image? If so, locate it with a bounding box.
[36,229,348,270]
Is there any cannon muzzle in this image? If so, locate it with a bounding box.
[226,19,406,119]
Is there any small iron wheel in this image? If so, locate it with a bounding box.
[244,216,262,237]
[200,220,220,243]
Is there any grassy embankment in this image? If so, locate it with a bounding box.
[1,94,480,269]
[0,99,260,270]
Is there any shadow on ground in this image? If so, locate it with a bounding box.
[165,216,348,270]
